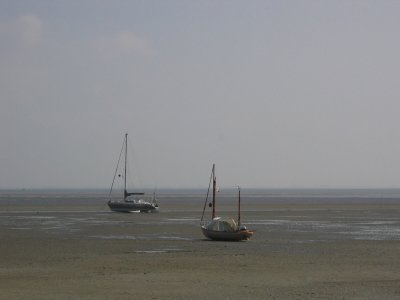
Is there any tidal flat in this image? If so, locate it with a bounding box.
[0,189,400,299]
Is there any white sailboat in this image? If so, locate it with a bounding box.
[107,133,158,213]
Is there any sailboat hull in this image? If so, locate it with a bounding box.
[108,201,158,213]
[201,226,254,241]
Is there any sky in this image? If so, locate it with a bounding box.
[1,1,400,189]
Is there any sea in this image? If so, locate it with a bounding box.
[1,188,400,242]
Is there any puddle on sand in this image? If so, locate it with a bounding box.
[10,227,32,230]
[90,234,194,241]
[135,248,184,254]
[166,218,198,221]
[249,218,400,241]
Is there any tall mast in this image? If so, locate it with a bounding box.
[200,164,214,222]
[212,164,216,219]
[238,186,241,226]
[124,133,128,196]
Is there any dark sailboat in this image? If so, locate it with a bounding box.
[200,164,254,241]
[107,133,159,213]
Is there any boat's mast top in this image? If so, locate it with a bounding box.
[124,133,128,195]
[212,164,216,219]
[238,186,241,226]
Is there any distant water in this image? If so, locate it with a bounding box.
[1,188,400,211]
[1,188,400,242]
[2,187,400,199]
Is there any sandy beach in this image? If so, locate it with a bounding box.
[0,190,400,299]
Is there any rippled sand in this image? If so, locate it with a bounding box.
[1,191,400,299]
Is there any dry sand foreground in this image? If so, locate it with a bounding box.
[0,199,400,299]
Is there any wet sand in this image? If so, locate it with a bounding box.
[1,191,400,299]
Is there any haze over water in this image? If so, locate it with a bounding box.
[2,1,400,190]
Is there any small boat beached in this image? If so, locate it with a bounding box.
[200,164,254,241]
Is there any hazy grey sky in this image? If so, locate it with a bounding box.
[1,1,400,189]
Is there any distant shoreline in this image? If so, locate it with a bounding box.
[2,188,400,198]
